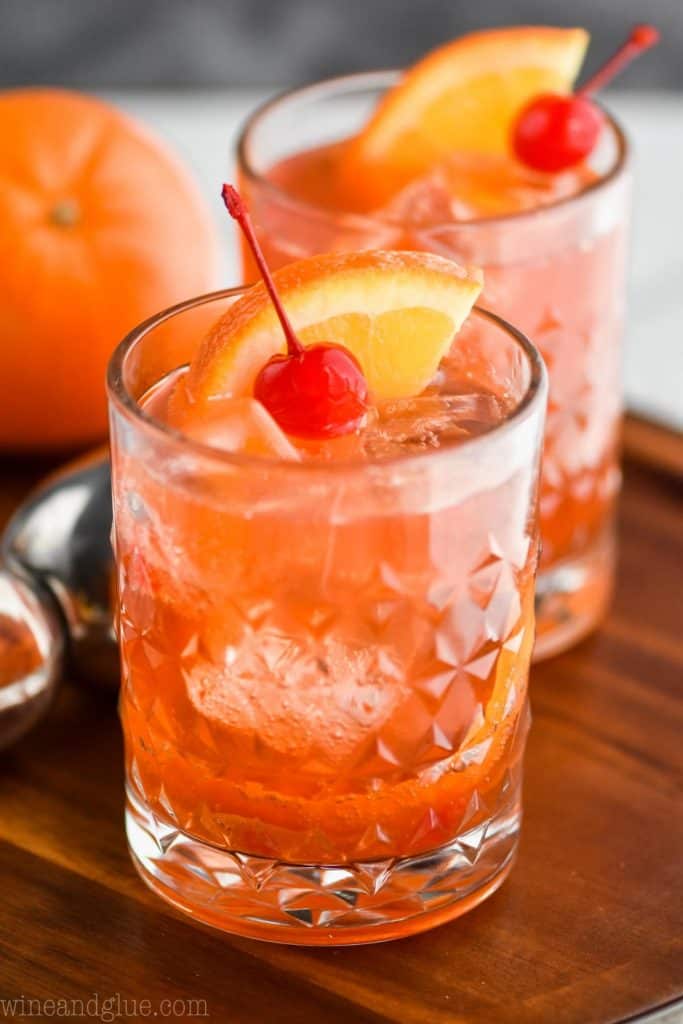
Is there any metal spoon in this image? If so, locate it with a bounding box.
[0,450,116,749]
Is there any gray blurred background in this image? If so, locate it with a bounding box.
[3,0,682,89]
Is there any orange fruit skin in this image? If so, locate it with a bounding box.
[0,88,220,451]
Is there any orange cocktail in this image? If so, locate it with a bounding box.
[109,243,546,944]
[236,27,645,657]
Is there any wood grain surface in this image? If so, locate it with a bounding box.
[622,415,683,480]
[0,437,681,1024]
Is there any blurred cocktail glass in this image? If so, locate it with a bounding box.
[237,72,630,658]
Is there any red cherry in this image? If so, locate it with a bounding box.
[513,24,660,173]
[513,93,604,173]
[222,184,368,439]
[254,343,368,439]
[630,25,660,50]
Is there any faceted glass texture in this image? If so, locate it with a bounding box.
[108,290,546,943]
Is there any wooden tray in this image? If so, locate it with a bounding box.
[0,434,681,1024]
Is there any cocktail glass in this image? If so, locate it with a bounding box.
[237,72,630,658]
[108,287,546,944]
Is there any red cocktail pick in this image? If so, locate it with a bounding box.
[513,25,660,173]
[222,184,368,440]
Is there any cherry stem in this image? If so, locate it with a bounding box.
[576,24,660,99]
[222,184,303,356]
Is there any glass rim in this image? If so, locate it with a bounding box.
[237,68,630,233]
[107,285,547,476]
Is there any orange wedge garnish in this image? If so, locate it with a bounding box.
[185,250,482,406]
[341,26,589,210]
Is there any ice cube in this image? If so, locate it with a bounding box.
[380,169,456,227]
[381,152,593,226]
[184,632,410,772]
[182,397,300,461]
[437,151,588,218]
[361,392,505,459]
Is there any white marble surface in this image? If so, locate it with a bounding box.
[109,88,683,431]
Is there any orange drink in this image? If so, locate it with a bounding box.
[236,27,646,657]
[109,244,546,944]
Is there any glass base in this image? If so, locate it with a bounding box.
[126,786,521,946]
[534,528,615,662]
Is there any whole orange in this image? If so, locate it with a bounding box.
[0,88,220,450]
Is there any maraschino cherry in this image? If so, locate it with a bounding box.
[222,184,368,439]
[513,24,659,173]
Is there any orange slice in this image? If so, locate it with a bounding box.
[185,250,482,406]
[342,27,589,209]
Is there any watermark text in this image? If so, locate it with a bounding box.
[0,993,209,1021]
